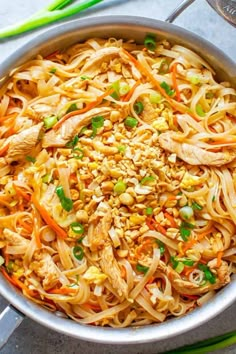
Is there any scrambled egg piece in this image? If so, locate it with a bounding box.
[83,266,107,285]
[180,172,202,189]
[152,117,169,132]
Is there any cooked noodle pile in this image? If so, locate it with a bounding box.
[0,37,236,326]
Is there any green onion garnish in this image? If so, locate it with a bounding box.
[159,60,169,74]
[180,221,195,241]
[80,75,91,80]
[198,263,216,284]
[114,181,127,194]
[134,101,144,114]
[196,104,206,117]
[140,176,155,185]
[136,263,149,274]
[49,68,57,74]
[145,207,153,216]
[212,195,216,202]
[91,115,104,137]
[179,206,194,220]
[65,135,79,148]
[42,174,51,183]
[56,185,73,212]
[124,116,138,128]
[156,240,165,255]
[175,262,185,274]
[190,76,200,85]
[73,148,84,160]
[149,92,162,104]
[160,81,175,97]
[66,103,78,113]
[26,156,36,163]
[110,81,120,100]
[182,259,195,266]
[73,246,84,261]
[119,83,130,96]
[43,115,58,129]
[117,145,126,154]
[192,202,203,211]
[144,34,157,51]
[70,222,84,234]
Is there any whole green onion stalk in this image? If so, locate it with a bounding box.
[164,330,236,354]
[0,0,104,39]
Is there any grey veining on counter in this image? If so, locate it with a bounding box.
[0,0,236,353]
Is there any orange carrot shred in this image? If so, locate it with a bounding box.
[49,287,77,295]
[121,80,141,102]
[31,194,67,239]
[13,184,31,201]
[0,143,9,157]
[217,251,223,268]
[53,88,114,130]
[164,212,177,228]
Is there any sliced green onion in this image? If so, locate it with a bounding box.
[76,236,84,244]
[66,103,78,113]
[124,116,138,128]
[156,240,165,255]
[196,104,206,117]
[212,195,216,202]
[70,222,84,234]
[56,185,73,212]
[42,174,51,183]
[26,156,36,163]
[73,148,84,159]
[159,60,169,74]
[149,92,162,104]
[79,126,87,136]
[43,115,58,129]
[145,207,153,216]
[144,34,156,51]
[198,263,216,284]
[49,67,57,74]
[110,80,120,100]
[190,76,200,85]
[80,75,91,80]
[170,256,179,269]
[114,181,127,194]
[180,226,191,241]
[0,255,4,266]
[117,145,126,154]
[73,246,84,261]
[136,263,149,274]
[179,206,194,220]
[92,115,104,129]
[119,83,130,96]
[182,259,195,266]
[175,262,185,274]
[160,81,175,97]
[140,176,155,185]
[192,201,203,211]
[6,261,14,273]
[134,101,144,114]
[65,135,79,148]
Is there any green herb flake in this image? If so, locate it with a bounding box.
[134,101,144,114]
[56,185,73,212]
[140,176,155,185]
[144,34,156,51]
[160,81,175,97]
[198,263,216,284]
[43,115,58,129]
[66,103,78,114]
[73,246,84,261]
[136,263,149,274]
[80,75,91,81]
[192,201,203,211]
[70,222,84,234]
[49,68,57,74]
[196,104,206,117]
[156,240,165,255]
[65,135,79,148]
[26,156,36,163]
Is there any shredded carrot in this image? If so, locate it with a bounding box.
[49,287,77,295]
[1,268,19,286]
[53,87,114,130]
[0,143,9,157]
[0,112,17,123]
[164,212,177,228]
[121,48,198,121]
[18,219,33,233]
[31,194,67,239]
[183,266,196,278]
[167,195,177,201]
[1,269,28,293]
[120,265,126,279]
[13,184,31,201]
[146,217,167,235]
[156,223,167,236]
[171,63,181,102]
[121,80,141,102]
[182,227,215,253]
[217,251,223,268]
[83,302,101,311]
[136,239,152,257]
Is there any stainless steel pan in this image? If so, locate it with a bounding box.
[0,0,236,348]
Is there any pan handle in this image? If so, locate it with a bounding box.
[165,0,196,23]
[0,305,25,350]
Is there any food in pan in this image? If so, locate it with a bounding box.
[0,35,235,326]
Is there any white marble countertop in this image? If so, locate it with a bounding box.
[0,0,236,353]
